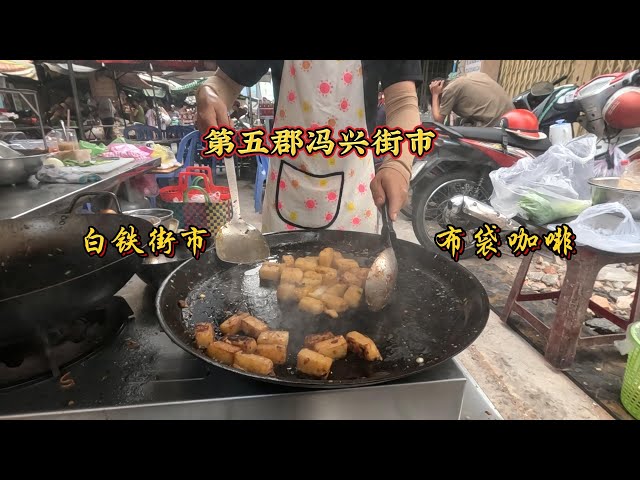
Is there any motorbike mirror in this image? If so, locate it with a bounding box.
[530,81,554,97]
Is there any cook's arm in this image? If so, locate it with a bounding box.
[199,69,245,111]
[376,81,421,185]
[196,61,269,133]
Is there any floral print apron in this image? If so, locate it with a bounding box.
[261,60,378,234]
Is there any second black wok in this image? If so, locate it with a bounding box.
[0,193,155,345]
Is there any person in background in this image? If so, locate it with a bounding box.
[158,104,171,133]
[169,104,181,126]
[197,60,422,233]
[145,105,157,127]
[230,100,248,120]
[429,71,514,127]
[146,104,171,131]
[129,98,146,124]
[48,96,74,126]
[97,97,116,140]
[180,104,196,126]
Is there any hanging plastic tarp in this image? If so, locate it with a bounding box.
[142,87,167,98]
[42,62,97,77]
[0,60,38,80]
[137,73,181,90]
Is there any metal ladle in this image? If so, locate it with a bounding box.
[215,157,270,264]
[365,203,399,312]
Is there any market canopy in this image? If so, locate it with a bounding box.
[0,60,38,80]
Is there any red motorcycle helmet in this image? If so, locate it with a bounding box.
[499,109,547,139]
[603,87,640,130]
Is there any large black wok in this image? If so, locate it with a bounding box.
[156,230,490,389]
[0,192,154,344]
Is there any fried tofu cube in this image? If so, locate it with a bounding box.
[233,352,274,376]
[320,293,349,313]
[222,335,257,353]
[258,330,289,347]
[342,270,364,288]
[326,283,348,297]
[302,270,323,288]
[194,323,214,349]
[357,267,370,281]
[241,316,269,338]
[336,258,360,273]
[206,341,241,365]
[304,332,335,348]
[277,283,298,303]
[346,331,383,361]
[298,296,325,315]
[318,247,335,267]
[344,285,363,308]
[255,343,287,365]
[315,266,334,275]
[297,348,333,379]
[321,268,338,286]
[294,257,318,272]
[324,309,339,318]
[331,251,344,269]
[309,285,328,300]
[219,312,249,336]
[259,262,281,282]
[294,286,314,301]
[313,335,348,360]
[282,255,295,268]
[281,267,304,285]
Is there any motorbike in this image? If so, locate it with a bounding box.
[409,119,550,255]
[401,75,571,220]
[421,69,640,255]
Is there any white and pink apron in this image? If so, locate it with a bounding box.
[261,60,378,234]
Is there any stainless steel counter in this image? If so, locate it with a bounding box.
[0,157,160,219]
[0,277,502,420]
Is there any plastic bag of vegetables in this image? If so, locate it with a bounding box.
[518,192,591,225]
[490,134,597,222]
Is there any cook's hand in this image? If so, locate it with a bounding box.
[429,80,444,96]
[196,85,232,135]
[370,168,408,222]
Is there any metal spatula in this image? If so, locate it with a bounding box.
[365,203,399,312]
[215,157,270,264]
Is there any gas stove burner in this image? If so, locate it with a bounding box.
[0,297,133,389]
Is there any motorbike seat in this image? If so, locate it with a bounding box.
[452,126,551,151]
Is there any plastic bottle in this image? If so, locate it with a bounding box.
[44,131,59,153]
[549,119,573,146]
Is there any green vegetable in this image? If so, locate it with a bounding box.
[79,141,107,156]
[519,192,591,225]
[62,159,113,167]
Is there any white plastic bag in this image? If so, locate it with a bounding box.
[593,146,627,177]
[562,202,640,253]
[490,134,597,219]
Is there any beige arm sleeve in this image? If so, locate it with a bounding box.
[376,81,421,185]
[199,68,245,110]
